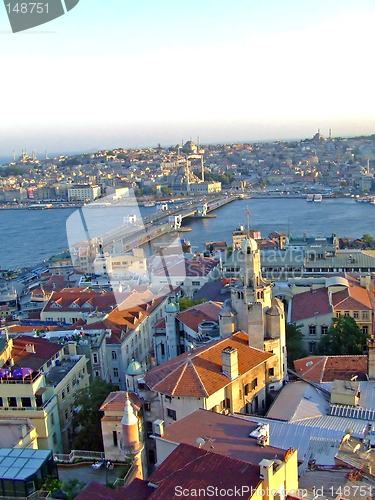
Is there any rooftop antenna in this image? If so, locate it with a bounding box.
[246,206,250,237]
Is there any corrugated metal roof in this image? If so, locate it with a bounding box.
[238,416,345,461]
[329,404,375,421]
[266,381,329,422]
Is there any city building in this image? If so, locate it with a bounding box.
[67,184,101,202]
[0,333,89,453]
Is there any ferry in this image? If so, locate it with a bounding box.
[313,194,322,202]
[306,194,314,202]
[144,201,155,207]
[28,204,52,210]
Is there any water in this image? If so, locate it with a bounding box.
[0,198,374,270]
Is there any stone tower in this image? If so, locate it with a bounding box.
[121,393,144,479]
[219,237,287,386]
[165,300,179,360]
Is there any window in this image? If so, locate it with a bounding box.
[160,343,165,356]
[146,421,153,437]
[309,342,316,355]
[65,410,68,421]
[165,395,172,403]
[321,325,328,335]
[309,325,316,335]
[336,312,341,318]
[95,370,100,377]
[244,383,250,396]
[144,403,151,412]
[251,378,258,391]
[112,351,117,360]
[93,353,98,364]
[51,413,55,425]
[61,391,65,401]
[53,433,57,445]
[363,312,369,320]
[8,397,17,408]
[167,408,177,420]
[344,311,350,317]
[112,431,118,447]
[21,397,32,408]
[363,326,369,335]
[268,368,274,377]
[113,368,119,378]
[0,397,2,407]
[353,311,359,319]
[67,384,70,394]
[192,281,201,286]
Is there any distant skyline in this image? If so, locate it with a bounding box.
[1,0,375,156]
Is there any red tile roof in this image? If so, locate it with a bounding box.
[43,288,128,313]
[293,355,368,382]
[176,301,222,332]
[74,481,125,500]
[12,335,62,372]
[291,287,332,323]
[159,409,286,464]
[100,391,142,412]
[145,332,274,397]
[132,443,261,500]
[331,285,372,310]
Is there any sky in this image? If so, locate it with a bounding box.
[1,0,375,157]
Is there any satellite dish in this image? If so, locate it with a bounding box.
[196,437,205,448]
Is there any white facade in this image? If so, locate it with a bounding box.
[68,184,101,201]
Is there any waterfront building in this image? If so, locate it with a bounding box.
[92,248,147,281]
[67,184,101,202]
[46,251,74,276]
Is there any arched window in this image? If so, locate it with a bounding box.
[111,351,117,360]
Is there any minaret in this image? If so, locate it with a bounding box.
[165,301,179,360]
[121,393,144,478]
[329,128,332,139]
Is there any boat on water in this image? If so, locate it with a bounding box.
[313,194,323,202]
[144,201,155,207]
[28,204,52,210]
[306,194,314,202]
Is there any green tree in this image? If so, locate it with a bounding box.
[135,188,144,197]
[150,187,157,195]
[72,378,119,451]
[286,323,307,366]
[62,479,87,500]
[178,297,206,311]
[362,234,373,246]
[317,316,369,355]
[161,186,172,196]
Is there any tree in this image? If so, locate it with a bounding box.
[135,188,144,197]
[62,479,87,500]
[178,297,206,311]
[286,323,307,366]
[150,187,157,195]
[317,316,369,355]
[362,234,373,246]
[161,186,172,196]
[72,378,119,451]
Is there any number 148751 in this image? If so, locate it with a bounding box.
[6,3,49,14]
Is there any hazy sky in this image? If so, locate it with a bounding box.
[1,0,375,156]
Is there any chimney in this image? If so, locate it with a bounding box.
[360,275,371,291]
[25,344,35,354]
[221,346,238,379]
[367,338,375,380]
[153,419,164,437]
[68,342,77,356]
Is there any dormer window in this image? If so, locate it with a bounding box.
[51,302,62,308]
